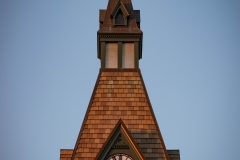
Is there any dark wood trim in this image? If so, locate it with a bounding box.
[111,1,129,27]
[97,35,100,59]
[60,149,73,151]
[97,34,142,61]
[111,1,130,18]
[134,42,139,68]
[100,38,139,42]
[100,68,140,72]
[138,35,143,59]
[101,42,106,68]
[95,119,122,160]
[95,119,146,160]
[118,42,122,68]
[97,32,142,35]
[120,119,146,160]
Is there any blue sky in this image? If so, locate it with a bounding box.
[1,0,240,160]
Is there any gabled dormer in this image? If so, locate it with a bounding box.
[95,119,145,160]
[111,1,129,26]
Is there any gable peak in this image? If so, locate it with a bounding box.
[95,119,145,160]
[111,1,130,18]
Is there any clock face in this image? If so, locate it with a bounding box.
[107,153,133,160]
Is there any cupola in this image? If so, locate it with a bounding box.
[97,0,143,69]
[60,1,181,160]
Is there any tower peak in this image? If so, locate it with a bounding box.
[97,0,142,69]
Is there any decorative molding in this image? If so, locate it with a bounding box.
[111,134,129,149]
[111,1,129,26]
[94,119,145,160]
[99,35,141,39]
[111,1,129,18]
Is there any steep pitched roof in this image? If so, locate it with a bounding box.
[98,0,142,34]
[70,69,170,160]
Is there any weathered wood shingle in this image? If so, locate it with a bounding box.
[70,69,170,160]
[134,10,140,22]
[60,149,73,160]
[167,150,181,160]
[99,10,106,23]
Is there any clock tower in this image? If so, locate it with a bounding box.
[60,0,180,160]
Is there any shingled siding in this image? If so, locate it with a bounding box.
[72,69,169,160]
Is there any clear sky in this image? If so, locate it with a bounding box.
[1,0,240,160]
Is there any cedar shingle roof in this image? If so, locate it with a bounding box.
[60,149,73,160]
[98,0,142,34]
[70,69,170,160]
[134,10,140,23]
[167,150,180,160]
[99,10,106,23]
